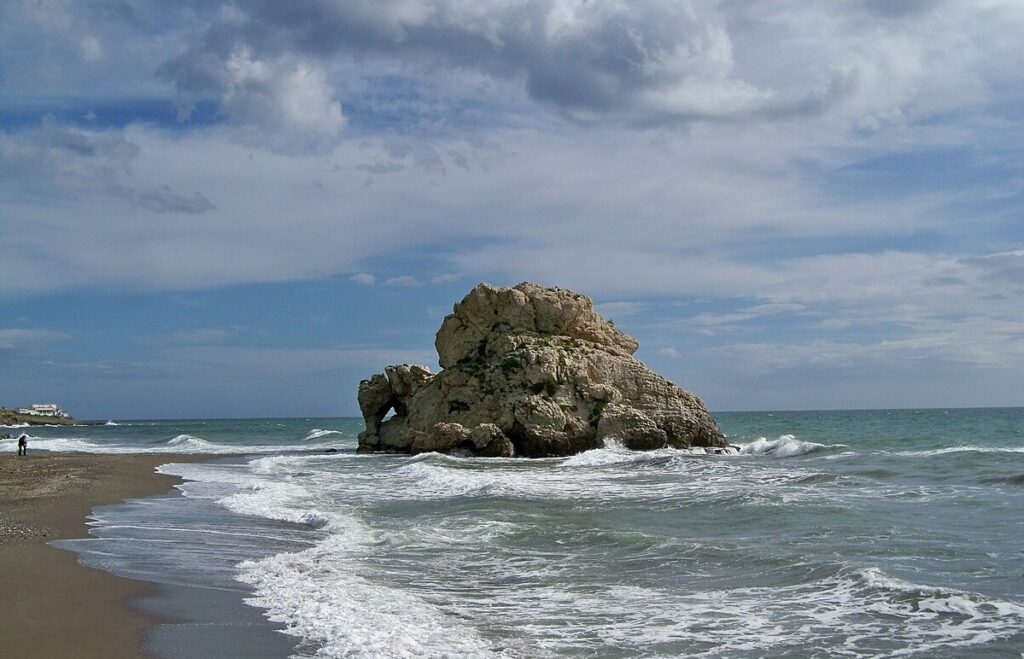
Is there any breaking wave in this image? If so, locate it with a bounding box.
[166,433,217,450]
[303,428,343,441]
[562,435,830,466]
[562,440,713,468]
[738,434,830,457]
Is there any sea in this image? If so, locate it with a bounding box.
[4,408,1023,658]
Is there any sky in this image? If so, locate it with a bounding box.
[1,0,1022,419]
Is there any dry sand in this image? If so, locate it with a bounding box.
[0,453,203,659]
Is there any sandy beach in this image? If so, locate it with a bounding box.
[0,453,202,659]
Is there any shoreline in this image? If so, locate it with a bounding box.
[0,452,205,659]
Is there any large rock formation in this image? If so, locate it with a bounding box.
[357,282,727,457]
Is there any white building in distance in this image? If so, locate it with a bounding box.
[16,403,70,418]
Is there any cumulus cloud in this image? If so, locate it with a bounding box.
[217,48,346,152]
[159,0,786,128]
[146,0,1024,135]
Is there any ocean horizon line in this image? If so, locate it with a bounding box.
[33,404,1023,424]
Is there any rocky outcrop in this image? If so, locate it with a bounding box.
[357,282,727,457]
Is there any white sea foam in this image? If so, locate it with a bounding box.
[167,433,217,450]
[564,435,824,466]
[238,531,503,658]
[150,436,1024,658]
[739,434,827,457]
[186,457,505,657]
[427,565,1024,657]
[104,420,120,426]
[562,439,715,468]
[219,482,340,530]
[0,435,109,453]
[303,428,343,441]
[157,461,286,501]
[1,422,30,428]
[380,454,819,506]
[171,456,361,533]
[892,445,1024,457]
[0,433,338,455]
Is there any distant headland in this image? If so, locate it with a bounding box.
[1,404,91,427]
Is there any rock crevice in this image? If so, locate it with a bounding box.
[357,282,726,457]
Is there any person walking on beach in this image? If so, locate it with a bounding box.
[17,434,28,456]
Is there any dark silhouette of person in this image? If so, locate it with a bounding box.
[17,434,28,456]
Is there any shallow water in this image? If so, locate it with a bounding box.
[25,409,1024,657]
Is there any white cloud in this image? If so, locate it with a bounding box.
[683,303,806,335]
[659,347,681,359]
[707,315,1024,374]
[384,275,423,288]
[2,117,1019,312]
[2,0,1022,412]
[151,0,1024,132]
[219,48,346,153]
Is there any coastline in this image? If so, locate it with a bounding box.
[0,453,204,659]
[0,406,85,426]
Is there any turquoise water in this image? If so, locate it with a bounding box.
[11,408,1024,657]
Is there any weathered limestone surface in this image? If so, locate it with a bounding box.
[357,282,727,457]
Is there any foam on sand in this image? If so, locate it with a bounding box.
[238,531,503,658]
[197,466,503,657]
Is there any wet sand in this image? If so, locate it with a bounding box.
[0,453,203,659]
